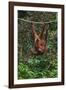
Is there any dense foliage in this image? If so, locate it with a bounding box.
[18,11,58,79]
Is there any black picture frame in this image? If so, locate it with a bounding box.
[9,1,64,88]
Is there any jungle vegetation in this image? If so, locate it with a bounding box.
[18,10,58,79]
